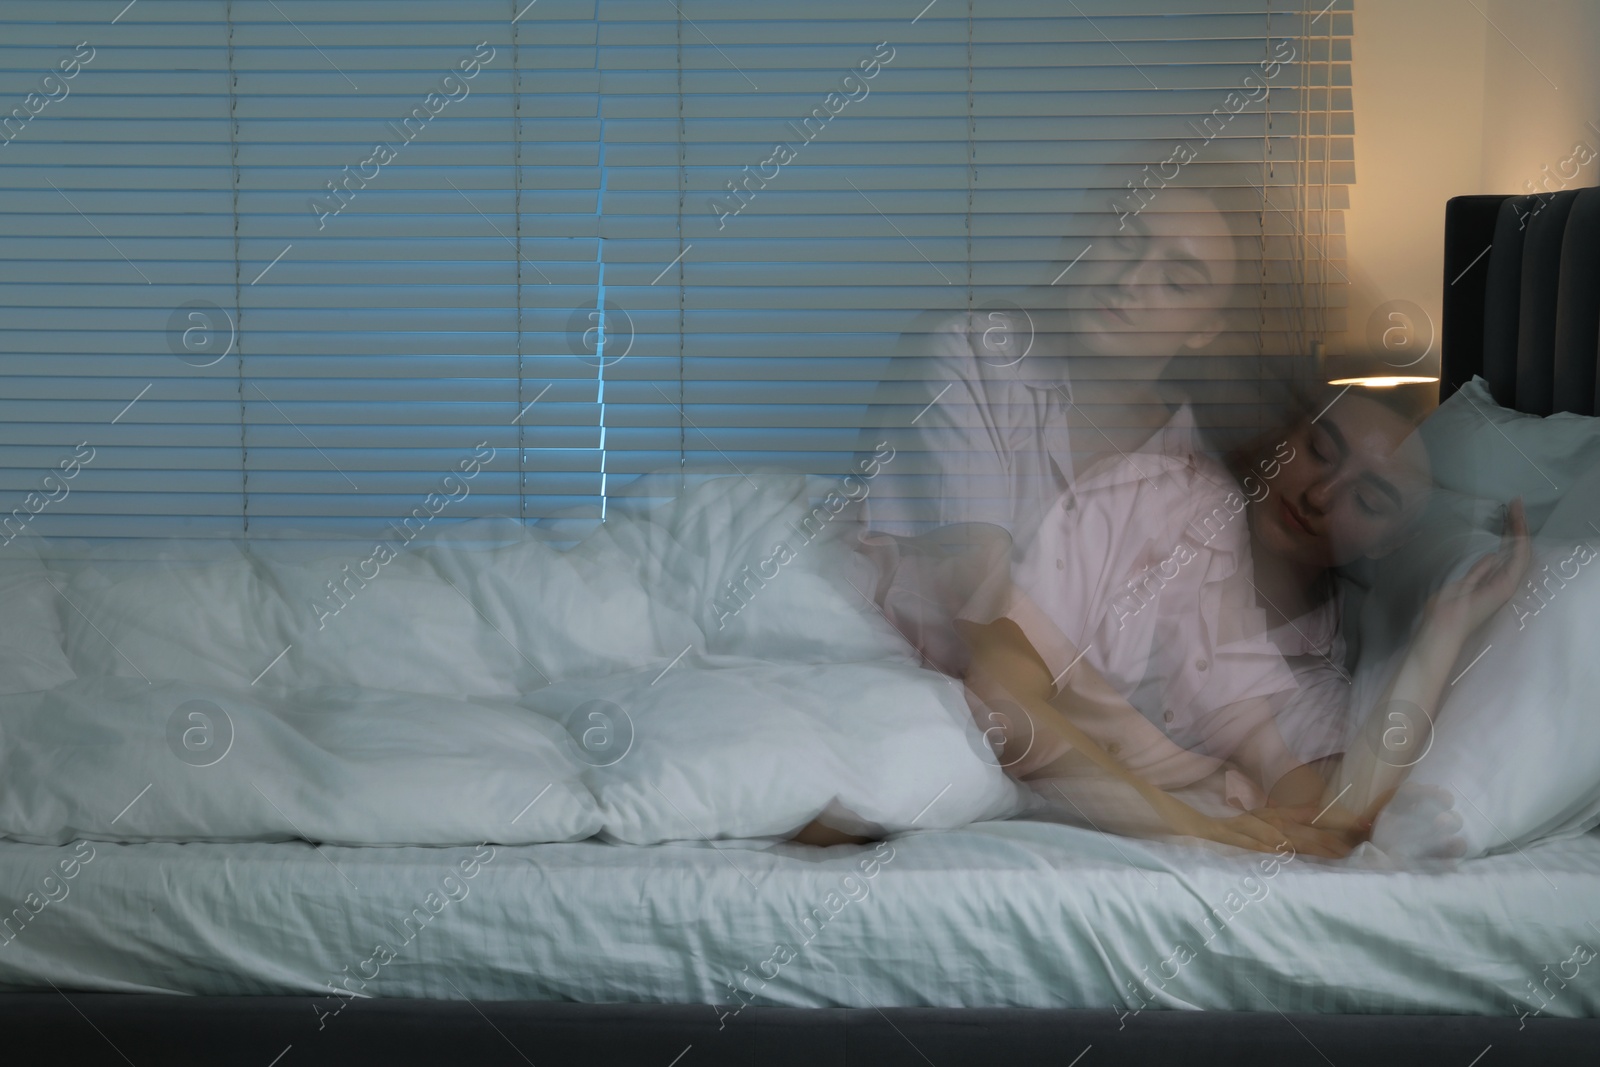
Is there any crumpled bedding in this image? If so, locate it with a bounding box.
[1,473,1028,846]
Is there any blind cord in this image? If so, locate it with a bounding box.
[676,5,687,489]
[965,0,974,318]
[513,0,525,524]
[1261,2,1272,426]
[226,0,246,536]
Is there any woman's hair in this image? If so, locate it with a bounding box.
[1222,381,1435,488]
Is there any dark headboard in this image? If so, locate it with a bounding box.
[1441,185,1600,415]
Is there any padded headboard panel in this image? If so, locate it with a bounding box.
[1442,184,1600,416]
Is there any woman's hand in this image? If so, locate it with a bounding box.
[1328,501,1531,829]
[1248,803,1368,855]
[1421,497,1532,641]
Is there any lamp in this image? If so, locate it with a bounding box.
[1321,299,1441,387]
[1326,371,1440,387]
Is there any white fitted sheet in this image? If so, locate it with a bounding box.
[2,821,1597,1017]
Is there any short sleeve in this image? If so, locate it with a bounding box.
[853,520,1017,678]
[859,317,1014,535]
[859,313,1074,539]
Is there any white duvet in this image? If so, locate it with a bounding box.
[2,473,1027,847]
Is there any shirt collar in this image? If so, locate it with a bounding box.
[1073,403,1212,493]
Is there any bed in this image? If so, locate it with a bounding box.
[2,190,1598,1064]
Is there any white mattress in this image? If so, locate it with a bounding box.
[3,821,1597,1016]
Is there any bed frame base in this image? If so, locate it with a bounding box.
[5,995,1595,1065]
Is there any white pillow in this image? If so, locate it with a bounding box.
[1368,540,1600,859]
[1358,375,1600,658]
[254,547,538,698]
[55,536,546,698]
[0,546,75,694]
[57,547,285,690]
[606,470,916,665]
[0,677,599,846]
[522,657,1029,844]
[1422,376,1600,530]
[418,516,680,688]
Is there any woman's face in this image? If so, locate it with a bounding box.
[1070,187,1240,361]
[1247,394,1432,570]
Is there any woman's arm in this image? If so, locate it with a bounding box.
[1230,713,1326,808]
[958,616,1352,856]
[1313,499,1532,827]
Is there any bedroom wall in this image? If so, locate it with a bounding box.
[1478,0,1600,196]
[1342,0,1600,388]
[1342,1,1487,381]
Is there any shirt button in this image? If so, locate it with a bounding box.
[1195,659,1208,671]
[1056,558,1064,571]
[1163,710,1175,724]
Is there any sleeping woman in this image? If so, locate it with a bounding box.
[803,388,1530,857]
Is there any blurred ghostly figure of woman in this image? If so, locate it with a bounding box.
[808,388,1530,857]
[859,179,1250,543]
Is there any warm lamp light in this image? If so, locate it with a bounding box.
[1320,300,1442,390]
[1326,374,1439,388]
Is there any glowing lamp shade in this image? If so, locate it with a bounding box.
[1324,299,1441,389]
[1326,374,1439,388]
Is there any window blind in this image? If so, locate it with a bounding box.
[0,0,1353,543]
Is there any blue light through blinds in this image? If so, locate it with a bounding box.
[0,0,1354,543]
